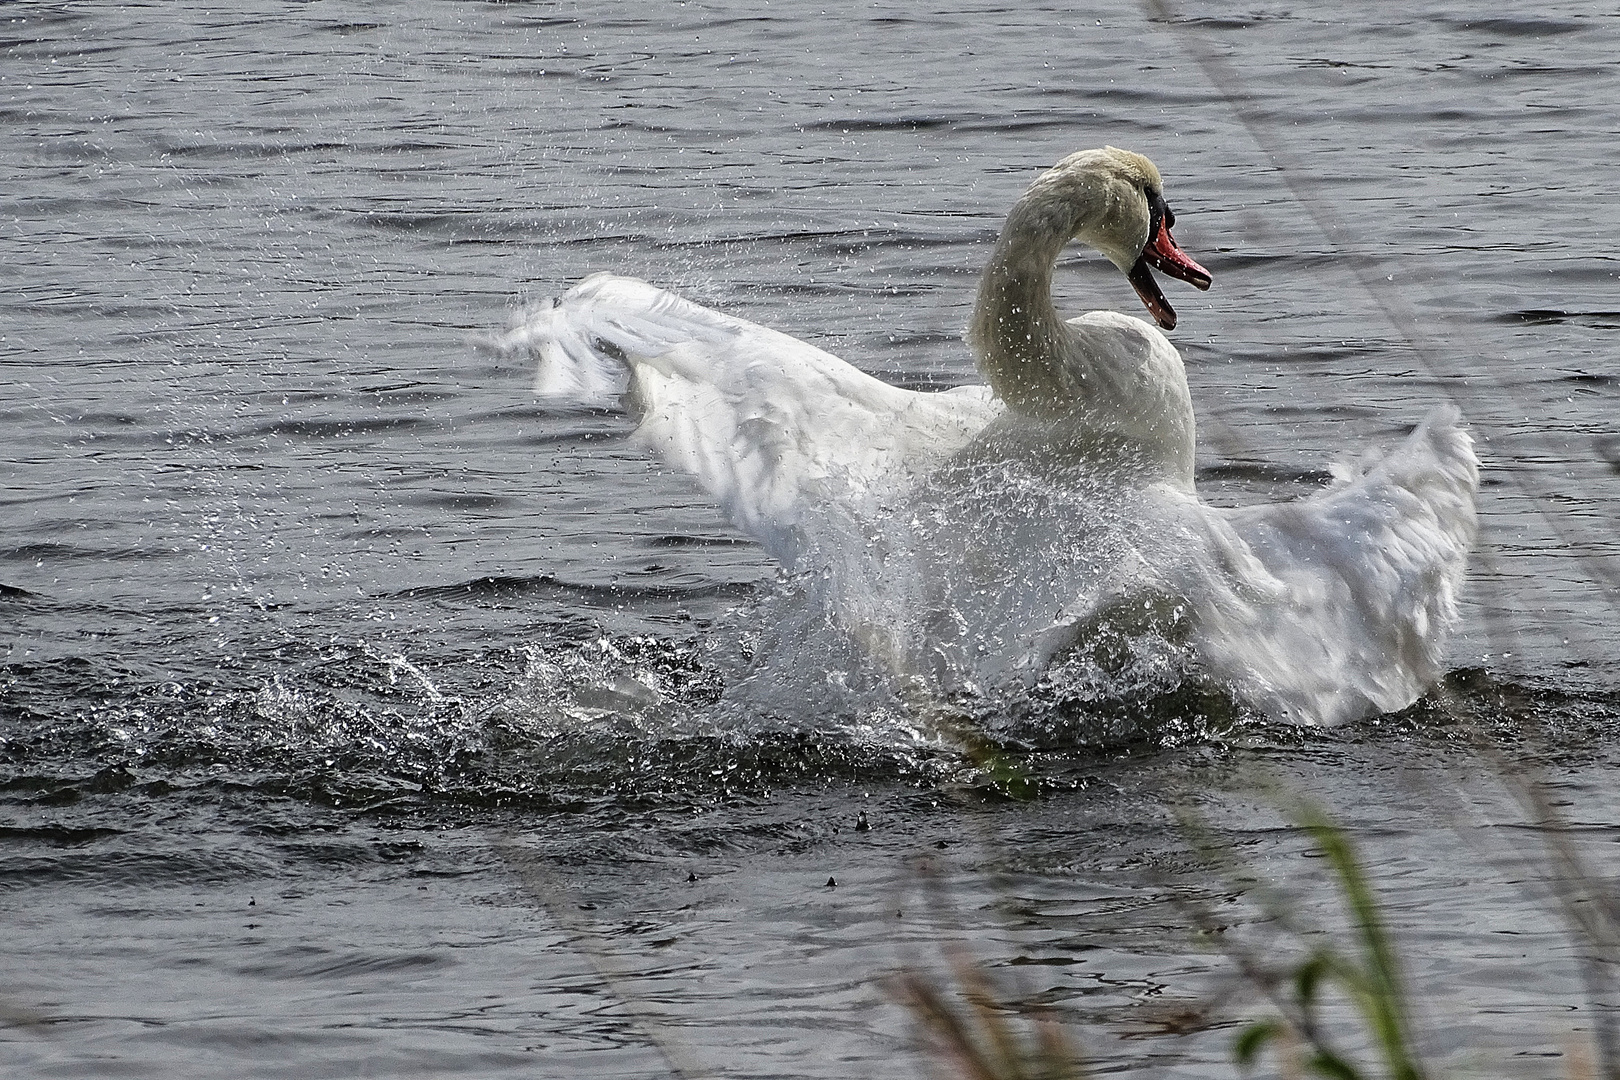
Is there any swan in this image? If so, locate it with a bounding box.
[504,148,1478,726]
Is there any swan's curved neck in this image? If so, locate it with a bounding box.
[967,199,1076,419]
[964,176,1198,487]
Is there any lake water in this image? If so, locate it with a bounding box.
[4,2,1619,1077]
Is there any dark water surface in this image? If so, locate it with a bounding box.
[4,3,1620,1077]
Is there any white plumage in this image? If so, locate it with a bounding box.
[505,149,1478,725]
[515,273,1000,567]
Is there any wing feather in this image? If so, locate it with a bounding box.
[502,273,1001,565]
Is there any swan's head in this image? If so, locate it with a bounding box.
[1028,147,1212,330]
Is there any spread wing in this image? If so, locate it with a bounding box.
[500,273,1002,566]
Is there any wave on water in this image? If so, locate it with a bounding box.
[0,601,1240,818]
[4,638,1619,825]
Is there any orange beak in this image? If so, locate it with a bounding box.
[1126,206,1212,331]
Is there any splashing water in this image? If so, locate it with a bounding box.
[524,415,1465,740]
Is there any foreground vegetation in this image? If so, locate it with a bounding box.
[900,794,1615,1080]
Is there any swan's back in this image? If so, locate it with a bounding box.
[1060,310,1197,487]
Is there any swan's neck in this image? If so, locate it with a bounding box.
[965,186,1198,488]
[967,200,1076,420]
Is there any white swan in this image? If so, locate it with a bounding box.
[504,148,1478,726]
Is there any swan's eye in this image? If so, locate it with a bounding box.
[1144,187,1174,233]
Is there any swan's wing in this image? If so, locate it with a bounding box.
[1194,406,1479,723]
[500,273,1002,565]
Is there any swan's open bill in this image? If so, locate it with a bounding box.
[1127,188,1212,331]
[510,147,1478,726]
